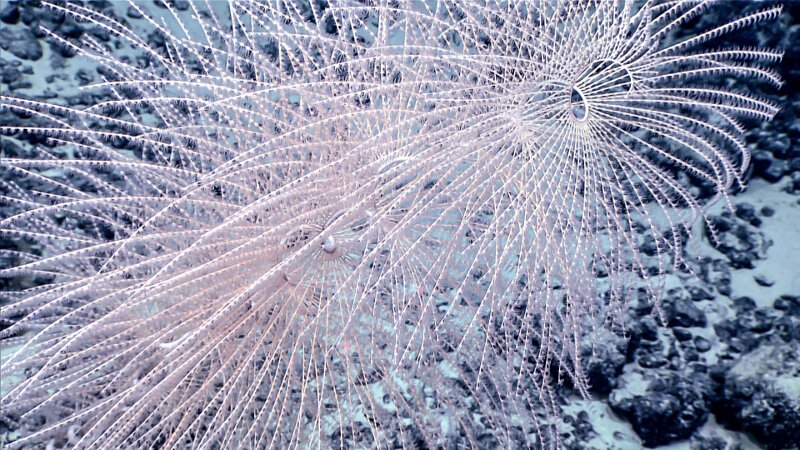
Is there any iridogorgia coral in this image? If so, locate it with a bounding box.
[0,1,782,448]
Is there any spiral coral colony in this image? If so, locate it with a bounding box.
[0,1,785,449]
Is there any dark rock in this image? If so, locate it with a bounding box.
[763,158,789,182]
[585,339,627,396]
[610,374,710,447]
[563,411,595,443]
[639,234,658,256]
[38,88,57,100]
[0,27,42,60]
[0,110,23,129]
[708,214,733,233]
[774,315,800,344]
[50,37,79,58]
[57,17,83,39]
[689,435,728,450]
[705,259,732,296]
[728,336,759,354]
[760,206,775,217]
[667,297,707,328]
[65,92,97,107]
[0,4,20,24]
[0,140,24,158]
[75,69,95,86]
[631,288,653,317]
[29,20,47,38]
[789,172,800,194]
[154,0,190,11]
[790,157,800,173]
[774,295,800,316]
[754,274,774,287]
[715,298,771,355]
[638,316,660,341]
[712,344,800,450]
[734,202,759,226]
[2,66,20,84]
[706,213,771,269]
[766,133,791,159]
[713,320,737,342]
[147,30,166,51]
[673,328,693,342]
[738,309,777,334]
[48,52,68,71]
[19,5,36,26]
[694,336,711,353]
[683,346,700,362]
[733,296,757,313]
[126,6,143,19]
[686,285,714,302]
[172,0,190,11]
[89,26,110,42]
[7,80,32,90]
[637,351,668,369]
[640,335,665,353]
[751,149,774,179]
[88,0,111,9]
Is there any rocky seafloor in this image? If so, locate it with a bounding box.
[1,1,799,449]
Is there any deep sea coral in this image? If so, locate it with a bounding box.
[0,1,781,448]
